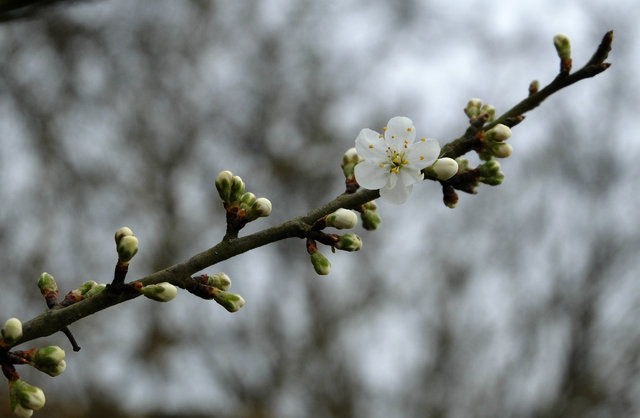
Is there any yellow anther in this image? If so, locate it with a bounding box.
[407,127,412,132]
[392,167,399,174]
[420,155,424,160]
[403,160,408,165]
[369,144,374,149]
[392,156,399,164]
[420,138,426,142]
[383,127,387,131]
[391,135,395,139]
[379,163,384,167]
[378,134,383,138]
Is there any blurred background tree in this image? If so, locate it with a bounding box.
[0,1,638,417]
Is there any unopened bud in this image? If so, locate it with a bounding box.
[33,346,66,377]
[229,175,245,202]
[140,282,177,302]
[207,273,232,291]
[480,104,496,122]
[335,234,362,252]
[361,209,382,231]
[431,158,459,181]
[37,272,58,294]
[553,33,571,60]
[214,291,246,312]
[117,235,139,263]
[492,142,513,158]
[2,317,22,345]
[479,159,504,186]
[240,192,256,207]
[464,98,482,118]
[529,80,540,96]
[485,124,512,142]
[215,170,234,202]
[114,226,134,245]
[9,380,45,413]
[84,283,106,298]
[310,251,331,275]
[325,208,358,230]
[341,147,362,179]
[251,198,272,218]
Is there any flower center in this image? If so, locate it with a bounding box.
[385,147,409,174]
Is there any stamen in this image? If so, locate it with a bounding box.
[420,156,424,160]
[420,138,426,142]
[403,160,409,165]
[379,163,384,167]
[369,145,374,149]
[383,127,388,131]
[378,134,383,138]
[407,127,412,132]
[392,156,399,164]
[392,167,399,174]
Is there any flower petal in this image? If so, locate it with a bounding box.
[398,166,423,187]
[354,161,389,190]
[380,183,413,204]
[384,116,416,147]
[355,128,385,159]
[408,138,440,169]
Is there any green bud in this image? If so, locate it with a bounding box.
[84,283,106,298]
[12,404,33,418]
[207,273,232,291]
[363,201,377,211]
[430,158,459,181]
[464,98,482,118]
[117,235,139,263]
[114,226,134,245]
[479,160,504,186]
[456,158,470,172]
[485,124,512,142]
[240,192,256,208]
[480,104,496,122]
[140,282,178,302]
[325,208,358,230]
[361,209,382,231]
[33,346,66,377]
[37,272,58,293]
[310,251,331,275]
[553,33,571,60]
[229,175,245,202]
[215,170,234,202]
[2,317,22,344]
[341,147,362,179]
[492,142,513,159]
[9,380,45,413]
[335,234,362,252]
[213,291,246,312]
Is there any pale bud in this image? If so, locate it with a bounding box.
[214,291,246,312]
[341,147,362,179]
[431,158,459,180]
[252,198,272,218]
[215,170,234,202]
[117,235,139,263]
[325,208,358,230]
[2,317,23,344]
[114,226,134,245]
[485,124,512,142]
[140,282,178,302]
[480,104,496,122]
[207,273,232,291]
[33,346,66,377]
[492,142,513,158]
[464,98,482,118]
[37,272,57,293]
[553,33,571,60]
[361,209,382,231]
[229,175,245,202]
[9,380,45,412]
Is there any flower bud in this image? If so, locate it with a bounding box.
[84,283,106,298]
[229,175,245,202]
[12,404,33,418]
[492,142,513,158]
[114,226,134,245]
[215,170,234,202]
[341,147,362,179]
[251,198,272,218]
[2,317,23,345]
[325,208,358,230]
[9,380,45,413]
[480,104,496,122]
[33,346,66,377]
[310,251,331,275]
[554,33,571,60]
[479,159,504,186]
[37,272,58,294]
[485,124,512,142]
[464,98,482,118]
[117,235,139,263]
[529,80,540,96]
[214,291,246,312]
[207,273,232,291]
[335,234,362,252]
[240,192,256,207]
[363,201,377,211]
[431,158,459,180]
[361,209,382,231]
[140,282,178,302]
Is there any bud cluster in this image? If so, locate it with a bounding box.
[478,159,505,186]
[31,346,66,377]
[215,171,272,235]
[464,98,495,122]
[9,379,45,417]
[61,280,107,306]
[479,123,513,161]
[188,273,245,312]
